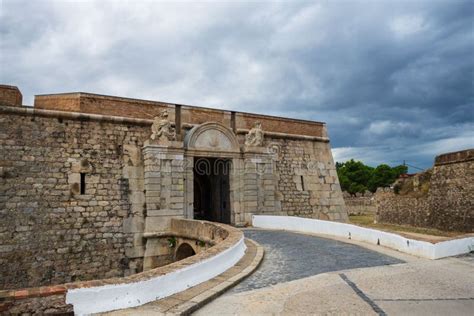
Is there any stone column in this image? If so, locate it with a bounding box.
[242,146,277,224]
[143,140,186,229]
[142,140,186,270]
[230,157,245,226]
[183,156,194,220]
[122,145,145,275]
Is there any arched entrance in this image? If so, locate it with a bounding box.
[193,157,231,223]
[175,243,196,261]
[184,122,241,225]
[193,169,211,220]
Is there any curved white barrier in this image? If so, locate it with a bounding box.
[253,215,473,260]
[66,237,246,315]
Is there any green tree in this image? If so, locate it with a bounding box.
[367,164,393,192]
[336,160,408,194]
[336,159,372,194]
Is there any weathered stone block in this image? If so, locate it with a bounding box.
[123,217,145,233]
[147,209,183,217]
[143,239,169,257]
[125,245,145,258]
[145,216,171,233]
[130,191,145,205]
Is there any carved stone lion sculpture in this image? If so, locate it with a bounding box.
[151,109,176,142]
[245,121,264,146]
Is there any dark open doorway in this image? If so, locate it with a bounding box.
[193,157,231,224]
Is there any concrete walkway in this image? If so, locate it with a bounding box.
[196,230,474,315]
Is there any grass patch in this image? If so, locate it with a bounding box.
[349,214,464,238]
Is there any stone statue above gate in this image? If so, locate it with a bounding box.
[245,121,264,147]
[150,109,176,143]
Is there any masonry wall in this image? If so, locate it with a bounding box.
[375,150,474,232]
[428,152,474,231]
[0,85,22,107]
[375,192,431,227]
[269,138,347,221]
[343,192,377,216]
[35,93,170,120]
[0,111,149,290]
[34,92,327,138]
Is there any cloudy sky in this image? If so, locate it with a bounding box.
[1,0,473,171]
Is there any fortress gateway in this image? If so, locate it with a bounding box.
[0,84,346,289]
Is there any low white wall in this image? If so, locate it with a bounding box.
[66,237,246,315]
[253,215,473,260]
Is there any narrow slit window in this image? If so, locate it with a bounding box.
[80,173,86,195]
[300,175,305,191]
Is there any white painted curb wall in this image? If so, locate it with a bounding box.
[253,215,473,260]
[66,237,246,315]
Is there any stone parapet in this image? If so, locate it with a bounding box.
[434,148,474,166]
[0,85,22,107]
[35,92,173,120]
[34,91,326,138]
[0,105,328,141]
[0,219,244,315]
[0,103,153,125]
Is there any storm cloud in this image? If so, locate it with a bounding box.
[1,0,473,171]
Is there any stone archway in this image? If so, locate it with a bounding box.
[183,122,243,225]
[184,121,240,153]
[175,242,196,261]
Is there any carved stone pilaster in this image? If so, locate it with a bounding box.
[242,146,279,224]
[142,141,187,270]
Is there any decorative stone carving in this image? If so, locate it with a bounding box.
[194,129,233,150]
[245,121,264,147]
[150,109,176,142]
[184,122,240,152]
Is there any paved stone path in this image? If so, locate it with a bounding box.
[230,229,403,293]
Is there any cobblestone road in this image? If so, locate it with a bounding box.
[230,229,403,293]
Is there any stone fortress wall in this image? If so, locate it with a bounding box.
[0,85,346,290]
[0,108,149,290]
[342,191,377,216]
[375,149,473,232]
[428,150,474,231]
[2,219,243,314]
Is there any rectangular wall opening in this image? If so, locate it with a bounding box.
[80,173,86,195]
[193,157,231,224]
